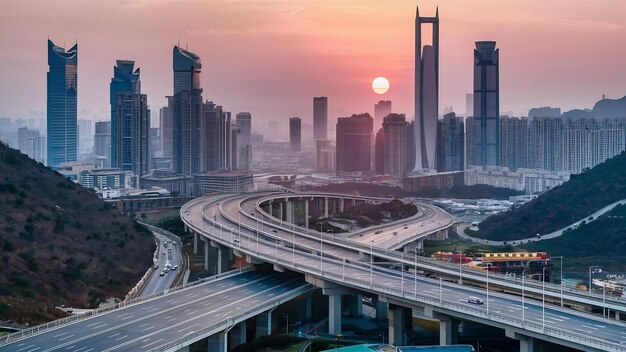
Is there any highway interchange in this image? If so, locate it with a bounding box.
[182,192,626,351]
[141,232,183,297]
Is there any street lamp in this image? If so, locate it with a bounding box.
[486,264,490,313]
[542,266,547,331]
[283,314,289,335]
[589,265,601,294]
[552,256,564,307]
[370,240,374,286]
[521,270,526,322]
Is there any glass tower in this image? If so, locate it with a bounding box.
[47,39,78,169]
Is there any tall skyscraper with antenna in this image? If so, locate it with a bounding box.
[412,6,439,172]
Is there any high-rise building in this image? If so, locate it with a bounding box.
[149,127,161,159]
[465,93,473,117]
[47,39,78,169]
[527,117,564,171]
[201,101,232,172]
[77,119,92,154]
[374,128,385,175]
[313,97,328,141]
[437,112,464,172]
[382,114,408,177]
[160,105,173,159]
[316,139,334,171]
[235,112,252,170]
[562,118,625,174]
[528,107,561,119]
[413,6,439,172]
[230,124,240,171]
[471,41,500,167]
[170,46,203,175]
[94,121,111,167]
[289,117,302,152]
[374,100,392,129]
[499,116,528,171]
[405,121,416,172]
[110,60,150,178]
[336,113,373,173]
[17,127,45,163]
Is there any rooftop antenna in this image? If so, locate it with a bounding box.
[602,94,606,100]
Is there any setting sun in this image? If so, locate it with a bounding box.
[372,76,390,94]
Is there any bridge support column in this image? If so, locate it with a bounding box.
[388,304,411,346]
[339,198,344,212]
[375,299,388,320]
[286,200,293,224]
[298,293,313,321]
[256,309,273,337]
[175,346,189,352]
[345,294,363,317]
[229,321,247,349]
[278,202,284,221]
[204,239,210,271]
[324,197,329,218]
[506,330,538,352]
[217,246,231,274]
[207,331,227,352]
[304,200,310,229]
[193,232,198,254]
[439,316,460,345]
[617,311,622,321]
[328,292,342,335]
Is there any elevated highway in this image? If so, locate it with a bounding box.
[182,191,626,352]
[1,269,312,352]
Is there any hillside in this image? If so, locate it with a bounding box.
[523,204,626,273]
[0,143,155,325]
[473,151,626,241]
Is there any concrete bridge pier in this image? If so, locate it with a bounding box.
[207,331,228,352]
[374,298,388,320]
[193,231,198,254]
[438,315,460,345]
[204,239,210,271]
[327,291,342,335]
[279,202,284,221]
[304,199,310,229]
[256,308,275,338]
[388,304,412,346]
[324,197,329,218]
[506,330,540,352]
[217,245,231,274]
[229,321,247,350]
[344,294,363,317]
[297,293,313,321]
[286,199,293,224]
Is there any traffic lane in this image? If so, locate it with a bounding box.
[50,276,301,352]
[1,272,270,351]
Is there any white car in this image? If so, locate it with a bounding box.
[467,297,484,305]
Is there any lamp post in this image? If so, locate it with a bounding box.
[370,240,374,286]
[414,252,418,299]
[542,266,547,331]
[283,314,289,335]
[589,265,601,294]
[401,252,404,295]
[521,270,525,322]
[486,264,490,313]
[552,256,564,306]
[320,232,323,274]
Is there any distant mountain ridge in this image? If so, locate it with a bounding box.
[561,95,626,119]
[0,143,155,324]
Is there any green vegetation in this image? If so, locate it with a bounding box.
[0,142,155,324]
[522,204,626,273]
[476,151,626,241]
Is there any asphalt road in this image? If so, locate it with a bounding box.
[183,193,626,350]
[141,233,183,297]
[2,272,307,352]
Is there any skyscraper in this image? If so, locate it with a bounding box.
[201,101,232,172]
[336,113,373,173]
[313,97,328,141]
[47,39,78,169]
[170,46,203,175]
[437,112,465,172]
[110,60,150,178]
[316,139,334,171]
[235,112,252,170]
[383,114,408,177]
[499,116,527,171]
[18,127,45,163]
[374,100,392,129]
[159,104,173,159]
[289,117,302,152]
[413,6,439,172]
[94,121,111,167]
[374,128,385,175]
[471,41,500,166]
[465,93,473,117]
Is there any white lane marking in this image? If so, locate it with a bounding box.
[84,349,94,352]
[573,328,593,334]
[141,338,164,348]
[114,334,128,341]
[16,345,35,352]
[594,324,606,328]
[121,315,134,320]
[139,323,149,327]
[141,338,150,342]
[116,313,129,318]
[73,347,87,352]
[177,323,199,333]
[581,324,599,330]
[53,332,68,337]
[146,307,159,312]
[142,325,156,332]
[109,333,120,338]
[26,348,40,352]
[58,334,75,341]
[87,322,102,327]
[166,316,177,322]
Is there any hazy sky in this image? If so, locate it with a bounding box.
[1,0,625,132]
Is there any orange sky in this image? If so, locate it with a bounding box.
[1,0,625,135]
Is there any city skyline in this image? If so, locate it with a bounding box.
[2,1,626,125]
